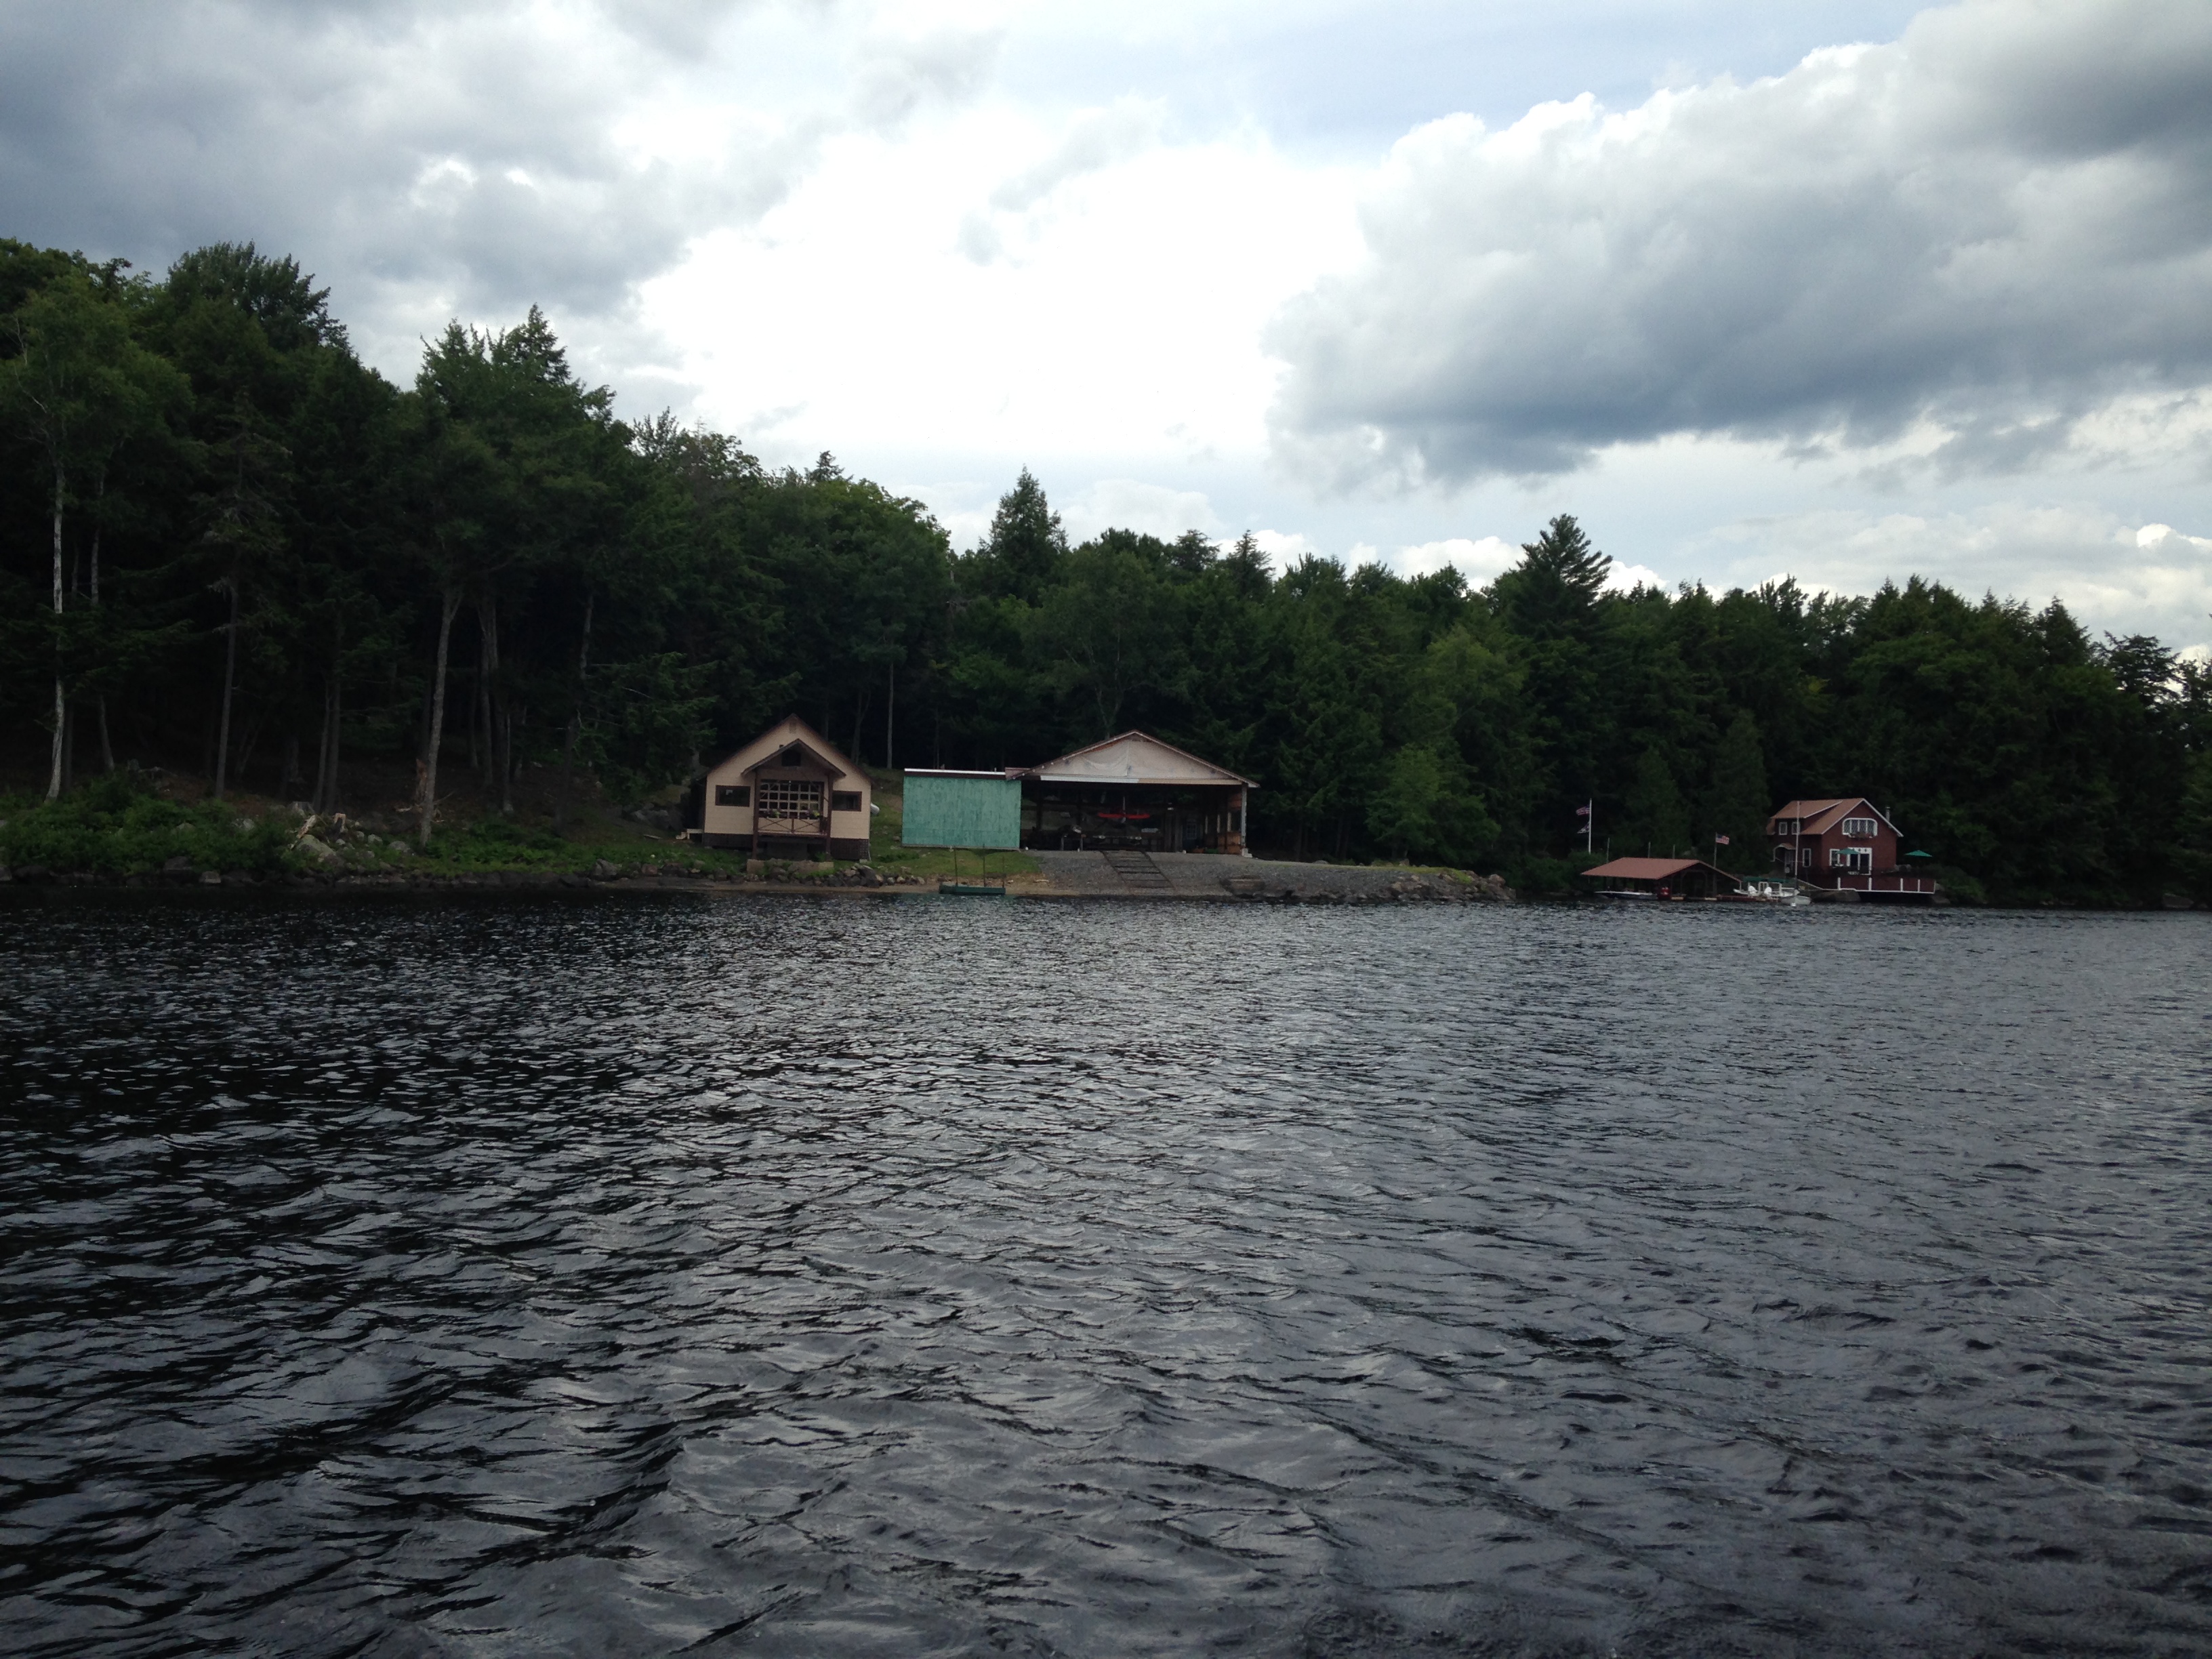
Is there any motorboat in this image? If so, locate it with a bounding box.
[1736,878,1811,906]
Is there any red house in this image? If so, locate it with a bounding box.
[1765,798,1934,899]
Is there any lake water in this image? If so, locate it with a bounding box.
[3,894,2209,1658]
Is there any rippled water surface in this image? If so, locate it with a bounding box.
[3,893,2209,1657]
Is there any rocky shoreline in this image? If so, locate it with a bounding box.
[0,853,1514,904]
[0,855,921,896]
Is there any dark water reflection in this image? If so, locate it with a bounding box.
[2,894,2208,1656]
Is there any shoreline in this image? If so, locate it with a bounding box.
[3,858,2192,910]
[0,853,1516,906]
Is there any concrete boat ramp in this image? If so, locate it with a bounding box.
[1000,851,1510,904]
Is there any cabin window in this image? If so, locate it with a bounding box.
[830,790,862,813]
[1828,846,1872,872]
[1841,816,1877,838]
[714,784,750,807]
[756,777,824,823]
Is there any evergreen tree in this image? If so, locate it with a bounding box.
[972,468,1064,604]
[1494,513,1610,640]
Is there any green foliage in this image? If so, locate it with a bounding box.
[2176,747,2212,900]
[0,771,293,874]
[968,467,1064,604]
[0,236,2203,902]
[422,817,574,869]
[1028,535,1177,738]
[1622,746,1689,858]
[1367,745,1497,866]
[1706,712,1769,869]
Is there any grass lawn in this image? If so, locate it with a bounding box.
[866,770,1038,881]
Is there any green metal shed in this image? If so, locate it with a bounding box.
[901,770,1022,850]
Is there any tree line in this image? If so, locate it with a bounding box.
[4,237,2208,901]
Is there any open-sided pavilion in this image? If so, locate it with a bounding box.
[1015,732,1252,855]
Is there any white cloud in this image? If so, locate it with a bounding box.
[653,112,1359,471]
[1603,562,1671,594]
[2139,522,2212,554]
[1391,535,1518,581]
[0,1,997,388]
[1269,0,2212,485]
[1061,478,1220,541]
[1692,503,2212,647]
[1250,529,1322,569]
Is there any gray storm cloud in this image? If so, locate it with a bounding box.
[0,1,993,381]
[1267,0,2212,485]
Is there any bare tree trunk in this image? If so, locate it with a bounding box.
[46,463,64,800]
[315,672,340,814]
[559,593,592,830]
[213,573,240,800]
[236,707,268,792]
[468,654,483,778]
[89,508,113,772]
[482,595,512,814]
[885,659,894,774]
[417,587,462,850]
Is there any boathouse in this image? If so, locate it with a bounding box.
[1581,856,1741,899]
[696,716,872,861]
[1766,798,1934,899]
[1015,732,1252,855]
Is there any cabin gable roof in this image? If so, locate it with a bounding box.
[1023,731,1254,787]
[1767,797,1896,836]
[706,716,862,783]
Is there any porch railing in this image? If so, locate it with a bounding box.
[1824,872,1936,893]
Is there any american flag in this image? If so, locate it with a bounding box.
[1575,804,1591,817]
[1714,833,1731,845]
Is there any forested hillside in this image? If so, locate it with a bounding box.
[5,237,2209,902]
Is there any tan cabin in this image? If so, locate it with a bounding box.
[698,716,872,861]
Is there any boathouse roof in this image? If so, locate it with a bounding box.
[1019,731,1254,788]
[1582,857,1715,881]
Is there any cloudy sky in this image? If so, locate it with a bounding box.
[5,0,2211,650]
